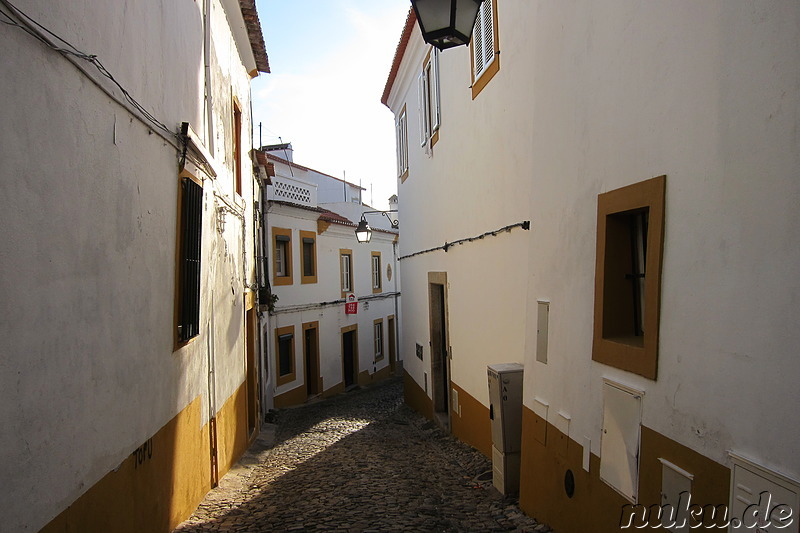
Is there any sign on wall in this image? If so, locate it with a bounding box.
[345,293,358,315]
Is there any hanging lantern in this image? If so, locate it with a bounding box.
[411,0,483,50]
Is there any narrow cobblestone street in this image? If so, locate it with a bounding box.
[174,378,552,532]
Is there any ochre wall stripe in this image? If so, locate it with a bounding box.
[518,405,730,532]
[41,382,252,533]
[449,381,492,458]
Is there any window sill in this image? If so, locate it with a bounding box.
[274,276,293,286]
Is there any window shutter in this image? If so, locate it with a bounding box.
[417,72,425,146]
[396,118,403,176]
[473,0,495,81]
[431,49,441,132]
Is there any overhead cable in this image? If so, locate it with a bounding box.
[398,221,531,261]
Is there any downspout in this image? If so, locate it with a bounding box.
[204,0,215,154]
[393,240,401,372]
[257,168,273,413]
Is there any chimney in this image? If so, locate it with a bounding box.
[260,142,293,162]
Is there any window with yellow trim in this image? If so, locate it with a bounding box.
[374,318,384,361]
[273,227,293,286]
[340,248,353,297]
[175,171,203,346]
[371,251,382,294]
[592,175,666,380]
[470,0,500,100]
[275,325,296,386]
[396,106,409,182]
[299,230,317,284]
[419,48,441,149]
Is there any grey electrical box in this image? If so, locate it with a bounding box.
[488,363,524,495]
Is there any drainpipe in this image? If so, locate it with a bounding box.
[204,0,215,154]
[393,240,401,372]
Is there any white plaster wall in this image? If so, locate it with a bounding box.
[0,0,259,529]
[517,0,800,481]
[267,208,399,397]
[389,21,532,410]
[389,1,799,484]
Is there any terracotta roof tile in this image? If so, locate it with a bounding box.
[381,8,417,107]
[239,0,270,73]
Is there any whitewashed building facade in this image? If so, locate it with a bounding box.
[383,2,800,531]
[0,0,269,530]
[254,149,400,409]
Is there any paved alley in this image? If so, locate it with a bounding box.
[174,377,552,532]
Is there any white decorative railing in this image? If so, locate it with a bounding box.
[268,175,317,207]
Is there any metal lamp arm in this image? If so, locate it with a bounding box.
[361,210,399,229]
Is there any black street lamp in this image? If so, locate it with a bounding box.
[355,210,399,244]
[411,0,483,50]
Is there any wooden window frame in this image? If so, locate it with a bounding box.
[592,175,666,380]
[232,97,242,196]
[340,248,353,297]
[373,318,384,361]
[470,0,500,100]
[397,105,409,183]
[299,230,317,284]
[371,251,382,294]
[174,170,203,349]
[273,227,293,286]
[419,48,441,150]
[275,325,296,387]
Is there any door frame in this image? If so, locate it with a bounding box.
[428,272,451,426]
[387,315,397,374]
[302,321,321,397]
[245,304,259,439]
[340,324,359,389]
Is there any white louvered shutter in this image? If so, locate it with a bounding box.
[431,49,441,132]
[418,71,428,146]
[473,0,495,81]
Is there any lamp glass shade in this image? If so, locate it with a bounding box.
[355,219,372,243]
[412,0,482,50]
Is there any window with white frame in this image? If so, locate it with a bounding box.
[340,249,353,297]
[418,48,441,149]
[371,252,382,293]
[396,106,409,181]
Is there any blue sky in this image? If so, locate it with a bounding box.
[252,0,411,209]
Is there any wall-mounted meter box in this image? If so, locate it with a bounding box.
[488,363,524,453]
[488,363,524,495]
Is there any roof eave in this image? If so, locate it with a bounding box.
[381,8,417,108]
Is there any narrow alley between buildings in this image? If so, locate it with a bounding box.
[174,378,552,533]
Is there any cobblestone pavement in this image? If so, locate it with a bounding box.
[174,377,553,532]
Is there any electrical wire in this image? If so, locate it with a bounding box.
[398,221,531,261]
[0,0,176,142]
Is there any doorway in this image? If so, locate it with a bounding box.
[341,325,358,389]
[388,315,397,375]
[303,322,320,398]
[429,272,450,428]
[245,306,258,438]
